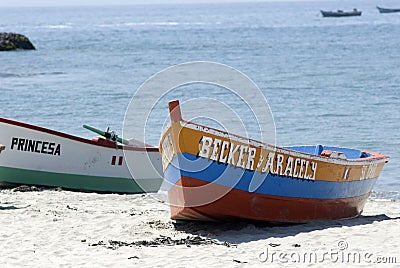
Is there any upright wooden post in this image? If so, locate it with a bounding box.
[169,100,182,123]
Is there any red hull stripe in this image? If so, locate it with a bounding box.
[169,176,369,222]
[0,117,158,151]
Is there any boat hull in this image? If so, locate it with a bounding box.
[321,10,362,17]
[0,117,163,193]
[377,7,400,13]
[164,151,378,222]
[169,175,370,222]
[160,100,389,222]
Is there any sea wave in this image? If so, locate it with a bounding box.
[370,190,400,201]
[96,21,207,28]
[0,72,65,78]
[39,24,73,29]
[319,113,353,118]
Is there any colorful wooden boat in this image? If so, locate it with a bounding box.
[160,100,389,222]
[321,9,362,17]
[0,117,163,193]
[377,6,400,13]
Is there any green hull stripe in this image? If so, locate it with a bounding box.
[0,166,162,193]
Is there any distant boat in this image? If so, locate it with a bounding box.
[0,117,163,193]
[377,6,400,13]
[160,100,389,222]
[321,9,362,17]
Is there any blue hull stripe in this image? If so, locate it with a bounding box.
[164,153,377,199]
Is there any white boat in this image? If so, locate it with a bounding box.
[377,6,400,13]
[0,117,163,193]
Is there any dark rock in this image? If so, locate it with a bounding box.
[0,32,35,51]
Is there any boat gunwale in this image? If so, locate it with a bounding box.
[0,117,159,152]
[161,118,389,167]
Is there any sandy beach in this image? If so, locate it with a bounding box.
[1,187,399,267]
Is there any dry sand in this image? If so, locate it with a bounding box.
[1,187,399,267]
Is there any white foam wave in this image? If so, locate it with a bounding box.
[96,21,207,28]
[41,24,73,29]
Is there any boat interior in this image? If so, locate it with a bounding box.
[284,145,371,159]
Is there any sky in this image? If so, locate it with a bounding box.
[0,0,313,7]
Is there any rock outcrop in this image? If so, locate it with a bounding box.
[0,32,36,51]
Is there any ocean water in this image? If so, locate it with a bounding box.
[0,0,399,195]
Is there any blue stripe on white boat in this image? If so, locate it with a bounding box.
[164,153,377,199]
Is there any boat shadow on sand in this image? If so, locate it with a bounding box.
[172,213,400,245]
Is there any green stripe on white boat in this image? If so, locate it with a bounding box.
[0,166,162,193]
